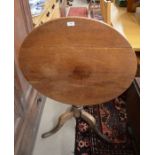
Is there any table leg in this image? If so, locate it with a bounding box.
[81,109,111,142]
[42,105,111,142]
[42,111,74,138]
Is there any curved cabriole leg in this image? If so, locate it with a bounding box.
[81,110,111,143]
[42,111,74,138]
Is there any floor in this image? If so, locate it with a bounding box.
[111,4,140,51]
[32,98,76,155]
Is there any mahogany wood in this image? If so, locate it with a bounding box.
[19,17,137,105]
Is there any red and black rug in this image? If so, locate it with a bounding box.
[74,97,136,155]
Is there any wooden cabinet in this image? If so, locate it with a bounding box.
[125,78,140,153]
[32,0,61,27]
[15,0,46,155]
[127,0,140,12]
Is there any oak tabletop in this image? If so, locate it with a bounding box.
[19,17,137,106]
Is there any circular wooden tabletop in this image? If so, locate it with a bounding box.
[19,17,137,106]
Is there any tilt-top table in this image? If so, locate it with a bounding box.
[19,17,137,142]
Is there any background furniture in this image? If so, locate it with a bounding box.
[32,0,61,27]
[89,0,112,24]
[15,1,46,155]
[100,0,111,25]
[127,0,140,12]
[126,78,140,153]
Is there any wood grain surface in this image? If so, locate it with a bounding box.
[19,17,137,105]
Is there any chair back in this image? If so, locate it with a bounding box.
[100,0,111,25]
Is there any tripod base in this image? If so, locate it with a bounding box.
[42,106,111,142]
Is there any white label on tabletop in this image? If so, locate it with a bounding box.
[67,21,75,27]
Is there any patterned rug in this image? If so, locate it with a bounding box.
[68,7,88,17]
[74,97,136,155]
